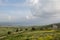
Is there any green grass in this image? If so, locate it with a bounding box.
[2,31,60,40]
[0,27,60,40]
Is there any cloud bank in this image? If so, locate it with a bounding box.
[28,0,60,23]
[0,0,60,25]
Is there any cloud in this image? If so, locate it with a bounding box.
[26,14,37,20]
[29,0,60,18]
[0,0,27,7]
[0,0,60,25]
[0,9,33,22]
[1,0,38,7]
[25,0,60,24]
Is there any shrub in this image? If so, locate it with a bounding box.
[31,27,36,31]
[20,29,22,31]
[7,31,11,34]
[16,28,19,32]
[25,28,28,31]
[40,28,44,30]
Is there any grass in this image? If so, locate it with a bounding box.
[0,27,60,40]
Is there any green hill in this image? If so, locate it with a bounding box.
[0,23,60,40]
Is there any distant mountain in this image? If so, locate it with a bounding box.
[0,22,60,27]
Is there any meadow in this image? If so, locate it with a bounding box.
[0,25,60,40]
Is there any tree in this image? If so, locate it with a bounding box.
[7,31,11,34]
[31,27,36,31]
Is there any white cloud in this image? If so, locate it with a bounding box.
[0,0,37,7]
[29,0,60,17]
[29,0,39,5]
[26,14,37,20]
[25,10,38,20]
[26,0,60,24]
[8,16,12,21]
[0,0,60,25]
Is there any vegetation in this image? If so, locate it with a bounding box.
[7,31,11,34]
[16,28,19,32]
[31,27,36,31]
[0,23,60,40]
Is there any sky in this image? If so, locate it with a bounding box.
[0,0,60,26]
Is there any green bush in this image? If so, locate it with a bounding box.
[7,31,11,34]
[16,28,19,32]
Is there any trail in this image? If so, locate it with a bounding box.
[0,36,6,39]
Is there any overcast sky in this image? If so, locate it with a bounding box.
[0,0,60,25]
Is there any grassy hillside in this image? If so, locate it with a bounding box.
[0,30,60,40]
[0,23,60,40]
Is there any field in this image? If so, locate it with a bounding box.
[0,27,60,40]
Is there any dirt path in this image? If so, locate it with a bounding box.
[0,36,6,39]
